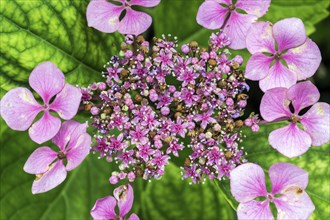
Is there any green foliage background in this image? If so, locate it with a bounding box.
[0,0,329,219]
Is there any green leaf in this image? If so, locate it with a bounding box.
[151,0,204,41]
[243,122,330,220]
[141,163,236,220]
[0,118,121,219]
[262,0,330,35]
[0,0,122,93]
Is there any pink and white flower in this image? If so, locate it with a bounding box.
[194,110,217,129]
[260,81,330,158]
[23,120,91,194]
[245,18,321,91]
[86,0,161,35]
[196,0,271,49]
[90,184,139,220]
[0,62,81,144]
[230,162,315,220]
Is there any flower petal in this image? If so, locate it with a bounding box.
[287,81,320,114]
[230,163,268,203]
[274,191,315,220]
[246,21,276,54]
[217,0,232,4]
[282,38,322,81]
[129,0,160,7]
[90,196,117,220]
[118,9,152,35]
[29,111,61,144]
[52,120,88,151]
[127,213,140,220]
[300,103,330,146]
[86,0,123,33]
[273,18,306,52]
[29,62,65,104]
[236,0,271,17]
[114,184,134,217]
[269,162,308,195]
[245,53,273,80]
[50,83,82,120]
[196,1,228,29]
[0,88,42,131]
[260,87,291,122]
[224,11,257,49]
[259,61,297,92]
[32,160,67,194]
[269,124,312,158]
[237,200,273,220]
[66,133,91,171]
[23,147,58,174]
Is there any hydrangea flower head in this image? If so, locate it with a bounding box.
[82,32,249,184]
[230,162,315,220]
[86,0,161,35]
[90,184,139,220]
[0,62,82,144]
[23,120,91,194]
[245,18,321,91]
[260,81,330,158]
[196,0,271,49]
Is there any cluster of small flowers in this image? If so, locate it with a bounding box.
[176,33,249,183]
[81,31,250,183]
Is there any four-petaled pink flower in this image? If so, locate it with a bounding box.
[91,184,139,220]
[230,162,315,220]
[196,0,271,49]
[245,18,321,91]
[260,81,330,158]
[23,120,91,194]
[0,62,82,144]
[86,0,161,35]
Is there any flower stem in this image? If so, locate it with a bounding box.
[213,180,237,212]
[259,117,288,125]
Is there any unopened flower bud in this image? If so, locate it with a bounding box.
[218,81,227,88]
[120,69,129,78]
[199,157,206,165]
[244,118,253,127]
[85,103,93,111]
[164,136,172,144]
[125,50,133,58]
[251,124,260,132]
[189,41,198,51]
[181,44,190,54]
[100,113,107,120]
[120,42,128,51]
[205,131,212,139]
[109,175,119,184]
[226,98,234,106]
[233,55,243,64]
[225,151,233,159]
[137,35,145,43]
[174,112,182,118]
[213,123,221,132]
[135,94,143,103]
[237,100,247,108]
[128,171,136,182]
[208,59,217,66]
[90,106,99,115]
[231,62,240,69]
[235,120,244,127]
[161,107,170,115]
